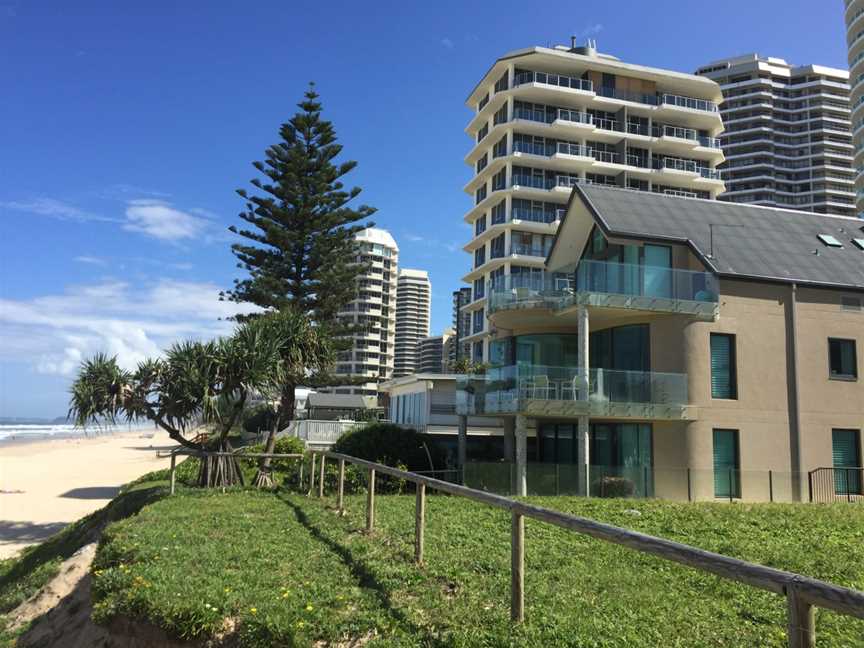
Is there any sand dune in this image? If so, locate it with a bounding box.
[0,431,173,559]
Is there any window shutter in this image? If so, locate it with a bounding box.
[710,334,733,399]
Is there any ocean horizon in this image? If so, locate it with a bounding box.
[0,421,156,443]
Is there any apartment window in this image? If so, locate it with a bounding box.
[475,214,487,236]
[474,246,486,268]
[477,123,488,143]
[494,72,509,93]
[492,168,506,191]
[713,429,740,499]
[475,184,487,205]
[493,104,508,126]
[493,136,508,159]
[476,153,488,174]
[473,277,485,300]
[491,200,507,225]
[828,338,858,380]
[490,233,505,258]
[710,333,737,399]
[832,429,861,495]
[478,93,489,112]
[472,341,484,363]
[473,308,485,334]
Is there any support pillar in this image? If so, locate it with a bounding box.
[503,417,516,495]
[515,414,528,496]
[457,414,468,485]
[577,305,590,497]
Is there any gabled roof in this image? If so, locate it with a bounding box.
[553,185,864,292]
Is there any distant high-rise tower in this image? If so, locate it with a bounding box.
[418,328,455,374]
[845,0,864,217]
[331,228,398,397]
[394,269,431,376]
[452,287,472,362]
[697,54,854,216]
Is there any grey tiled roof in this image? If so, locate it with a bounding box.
[574,185,864,291]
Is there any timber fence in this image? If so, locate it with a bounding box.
[306,449,864,648]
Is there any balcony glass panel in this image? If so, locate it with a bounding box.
[513,107,553,123]
[510,242,553,257]
[596,86,658,105]
[698,136,722,148]
[513,140,553,156]
[556,109,593,125]
[456,365,689,415]
[575,260,719,304]
[511,174,552,190]
[488,274,571,313]
[514,70,593,92]
[556,142,591,157]
[661,93,719,113]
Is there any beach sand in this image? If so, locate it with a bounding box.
[0,431,174,559]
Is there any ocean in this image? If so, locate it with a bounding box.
[0,422,155,443]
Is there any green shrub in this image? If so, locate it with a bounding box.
[332,423,444,473]
[240,436,306,479]
[242,404,276,435]
[594,476,635,498]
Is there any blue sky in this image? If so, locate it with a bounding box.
[0,0,850,417]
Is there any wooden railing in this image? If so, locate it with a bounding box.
[308,450,864,647]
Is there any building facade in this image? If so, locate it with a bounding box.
[331,228,398,397]
[457,184,864,502]
[696,54,855,216]
[846,0,864,217]
[418,329,455,374]
[462,40,725,364]
[394,268,431,377]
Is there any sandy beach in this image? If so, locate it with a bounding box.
[0,431,174,559]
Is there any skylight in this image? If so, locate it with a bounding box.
[818,234,843,248]
[853,238,864,250]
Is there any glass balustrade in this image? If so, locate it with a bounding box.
[510,242,553,257]
[575,259,719,305]
[594,117,624,132]
[510,207,560,224]
[513,141,553,156]
[698,167,723,180]
[511,174,552,190]
[661,125,698,141]
[596,86,658,105]
[556,142,591,157]
[487,274,572,313]
[698,136,722,148]
[593,150,619,164]
[556,109,593,125]
[659,157,698,173]
[514,70,593,92]
[456,364,689,415]
[661,93,719,113]
[555,175,581,188]
[513,107,553,123]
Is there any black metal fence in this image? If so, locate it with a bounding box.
[809,467,864,503]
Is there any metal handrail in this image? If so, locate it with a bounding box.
[309,450,864,641]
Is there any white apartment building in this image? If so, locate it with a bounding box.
[845,0,864,216]
[697,54,855,217]
[393,268,431,377]
[332,228,398,397]
[461,39,725,362]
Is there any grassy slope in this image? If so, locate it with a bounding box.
[89,491,864,647]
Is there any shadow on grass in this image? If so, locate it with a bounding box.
[280,496,443,645]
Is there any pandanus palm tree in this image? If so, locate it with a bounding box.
[68,321,281,488]
[246,308,335,488]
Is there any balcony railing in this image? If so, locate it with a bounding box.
[511,174,552,190]
[556,141,591,157]
[456,365,689,416]
[660,125,698,141]
[593,150,619,164]
[556,109,594,125]
[657,157,698,173]
[510,242,552,257]
[697,167,723,180]
[698,136,722,148]
[513,140,554,156]
[514,70,593,93]
[510,207,563,224]
[488,274,571,313]
[594,116,624,132]
[596,86,658,105]
[660,93,719,113]
[626,154,650,168]
[574,259,719,306]
[513,107,553,123]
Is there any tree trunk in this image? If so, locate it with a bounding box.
[197,436,245,488]
[253,383,296,488]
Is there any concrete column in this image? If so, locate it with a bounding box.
[503,417,516,493]
[515,414,528,496]
[577,305,590,497]
[457,414,468,485]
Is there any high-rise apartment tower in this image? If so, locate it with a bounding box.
[462,40,725,361]
[697,54,854,216]
[394,268,431,376]
[845,0,864,217]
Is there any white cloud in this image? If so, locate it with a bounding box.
[1,198,114,223]
[123,200,208,241]
[73,255,106,266]
[441,37,454,49]
[579,23,603,38]
[0,279,259,377]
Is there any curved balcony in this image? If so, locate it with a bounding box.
[456,365,692,420]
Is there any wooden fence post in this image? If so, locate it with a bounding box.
[415,483,426,564]
[511,511,525,622]
[318,454,326,498]
[366,468,376,532]
[308,453,317,497]
[786,586,815,648]
[337,459,345,514]
[169,454,177,495]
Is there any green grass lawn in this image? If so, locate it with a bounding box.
[83,489,864,647]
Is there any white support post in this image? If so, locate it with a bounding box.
[578,305,590,497]
[457,414,468,485]
[515,414,528,496]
